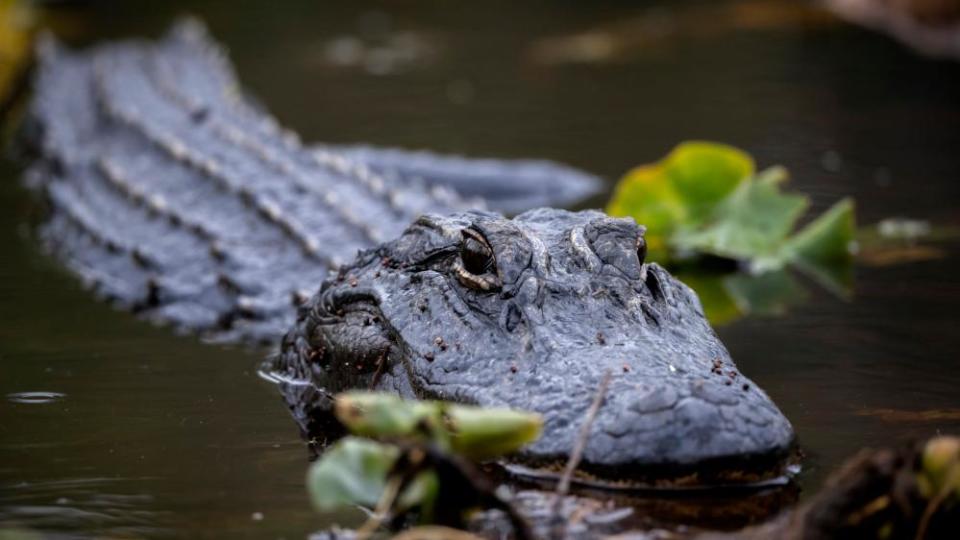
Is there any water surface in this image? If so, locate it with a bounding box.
[2,0,959,537]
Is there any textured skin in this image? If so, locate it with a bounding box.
[23,21,601,343]
[23,22,794,484]
[271,210,795,485]
[323,144,603,215]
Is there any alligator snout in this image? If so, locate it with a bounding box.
[506,346,796,487]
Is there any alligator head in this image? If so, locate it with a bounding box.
[269,208,795,487]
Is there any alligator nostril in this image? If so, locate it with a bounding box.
[502,303,524,333]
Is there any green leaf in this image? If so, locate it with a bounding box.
[306,437,435,512]
[782,198,856,296]
[607,142,856,292]
[676,166,809,268]
[785,198,857,266]
[307,437,399,511]
[607,141,753,261]
[446,406,543,460]
[310,394,541,518]
[335,391,442,441]
[663,141,755,217]
[334,392,542,459]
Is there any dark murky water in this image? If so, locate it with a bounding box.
[2,0,959,537]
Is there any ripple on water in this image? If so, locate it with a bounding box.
[6,392,66,404]
[0,477,172,538]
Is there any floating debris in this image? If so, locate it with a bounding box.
[527,0,837,65]
[856,408,960,423]
[7,391,66,404]
[823,0,960,60]
[877,218,933,241]
[857,218,960,267]
[314,31,437,75]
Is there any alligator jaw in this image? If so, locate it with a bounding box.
[502,458,802,493]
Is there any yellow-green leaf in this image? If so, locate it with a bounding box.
[663,141,755,216]
[446,406,542,460]
[920,436,960,499]
[607,141,856,287]
[607,141,754,262]
[333,392,542,459]
[335,391,441,441]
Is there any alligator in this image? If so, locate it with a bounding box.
[19,21,795,489]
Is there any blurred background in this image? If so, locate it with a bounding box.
[1,0,959,538]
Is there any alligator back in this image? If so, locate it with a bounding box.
[22,21,601,344]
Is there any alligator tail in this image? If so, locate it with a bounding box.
[21,19,601,345]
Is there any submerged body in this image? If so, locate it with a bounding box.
[22,21,794,486]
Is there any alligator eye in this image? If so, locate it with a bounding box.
[460,232,494,274]
[636,235,647,265]
[456,229,500,291]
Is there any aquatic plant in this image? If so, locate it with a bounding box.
[307,392,541,537]
[607,141,856,272]
[607,141,856,323]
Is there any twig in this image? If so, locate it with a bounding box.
[356,447,428,540]
[356,473,403,540]
[551,370,612,540]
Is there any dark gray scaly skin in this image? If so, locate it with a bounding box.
[320,144,602,215]
[22,21,794,487]
[23,20,601,344]
[271,210,795,487]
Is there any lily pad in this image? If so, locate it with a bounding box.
[607,141,856,276]
[607,141,753,261]
[308,394,542,521]
[306,436,436,512]
[307,437,399,511]
[676,166,809,271]
[785,198,857,268]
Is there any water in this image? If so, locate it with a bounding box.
[1,0,959,537]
